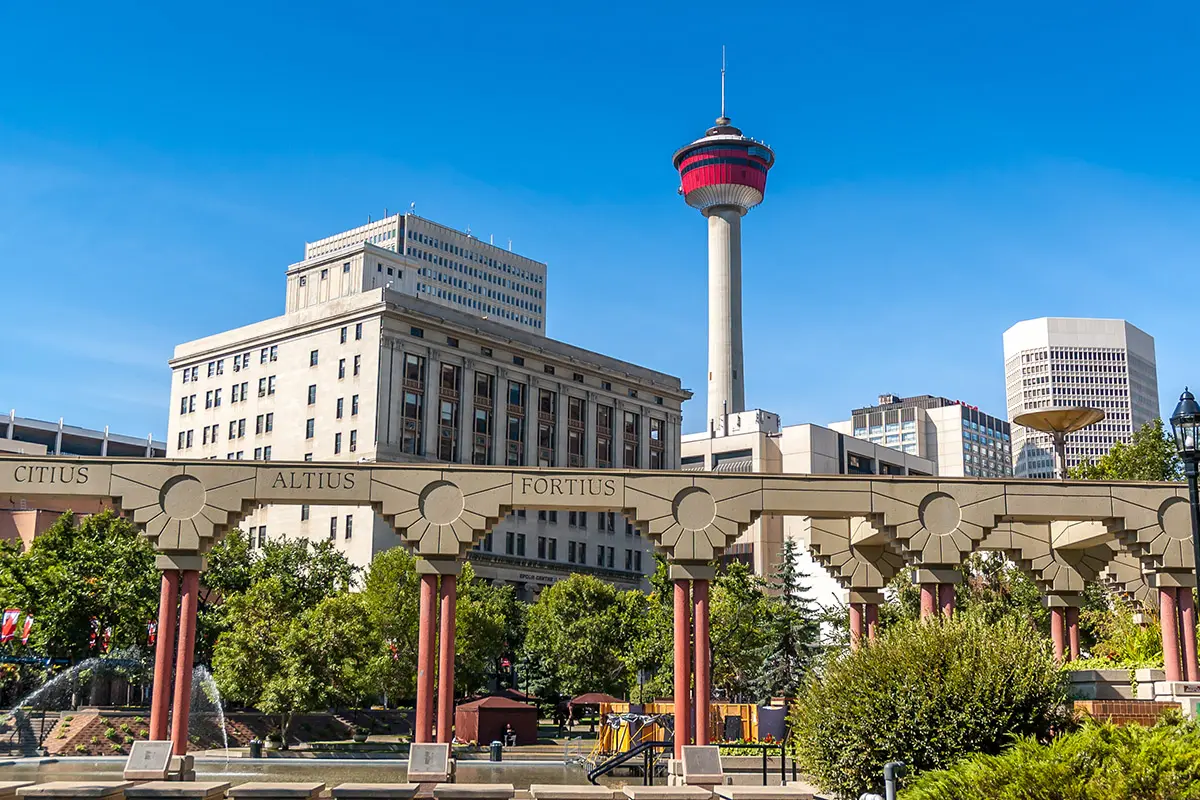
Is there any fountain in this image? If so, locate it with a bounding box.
[1,648,146,756]
[189,666,229,760]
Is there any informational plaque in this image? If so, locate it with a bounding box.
[408,743,451,781]
[123,740,173,780]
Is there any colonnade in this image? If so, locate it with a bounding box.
[4,456,1198,751]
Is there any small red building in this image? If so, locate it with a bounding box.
[454,696,538,745]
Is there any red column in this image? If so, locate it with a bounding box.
[919,584,937,620]
[436,575,457,744]
[938,583,955,618]
[1050,607,1065,662]
[169,570,200,755]
[865,603,879,642]
[1180,590,1199,682]
[415,573,438,743]
[1066,607,1081,662]
[672,579,691,759]
[692,579,710,746]
[1163,587,1183,682]
[849,603,863,650]
[149,571,180,741]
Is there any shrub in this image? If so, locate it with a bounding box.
[110,742,123,752]
[103,727,117,740]
[90,736,100,744]
[790,614,1070,799]
[74,744,87,753]
[901,715,1200,799]
[119,722,131,732]
[132,716,144,723]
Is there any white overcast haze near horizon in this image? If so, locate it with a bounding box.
[1,147,1193,443]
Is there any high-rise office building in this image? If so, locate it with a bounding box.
[167,216,689,598]
[1003,318,1158,479]
[296,213,547,335]
[830,393,1012,478]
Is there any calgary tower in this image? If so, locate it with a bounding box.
[673,56,775,435]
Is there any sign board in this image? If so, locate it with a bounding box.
[681,745,723,778]
[124,740,173,779]
[408,742,450,777]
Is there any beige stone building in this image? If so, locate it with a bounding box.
[681,410,934,606]
[829,393,1013,478]
[167,218,688,597]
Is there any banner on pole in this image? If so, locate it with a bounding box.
[0,609,19,643]
[20,615,33,645]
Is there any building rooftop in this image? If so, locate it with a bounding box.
[2,410,164,458]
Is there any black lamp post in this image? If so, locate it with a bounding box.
[1169,388,1200,593]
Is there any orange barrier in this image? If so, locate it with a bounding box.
[595,702,761,754]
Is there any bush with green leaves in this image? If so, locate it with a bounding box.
[790,613,1070,799]
[901,715,1200,799]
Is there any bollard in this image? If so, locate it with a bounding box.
[490,741,503,762]
[883,761,907,800]
[249,738,264,759]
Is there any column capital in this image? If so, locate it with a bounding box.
[416,557,463,576]
[669,563,716,581]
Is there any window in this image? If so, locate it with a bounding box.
[308,385,317,405]
[258,526,266,548]
[254,447,262,460]
[301,504,310,521]
[265,413,273,433]
[345,515,353,539]
[343,262,351,273]
[355,323,363,340]
[512,356,524,366]
[579,543,587,563]
[321,268,328,280]
[338,359,346,379]
[353,355,361,376]
[329,517,337,540]
[481,347,492,357]
[506,531,515,555]
[305,419,315,439]
[334,432,342,454]
[544,365,555,375]
[304,453,313,461]
[256,414,265,434]
[205,391,213,409]
[516,533,526,557]
[635,551,642,572]
[625,549,633,571]
[596,546,604,567]
[310,350,319,367]
[259,378,267,397]
[447,336,459,348]
[568,541,577,563]
[602,381,612,392]
[340,327,348,344]
[270,345,277,361]
[349,430,357,452]
[180,397,188,415]
[268,376,276,395]
[261,347,269,364]
[214,389,222,407]
[548,538,557,560]
[351,395,359,416]
[337,398,344,419]
[538,536,547,559]
[549,510,558,524]
[410,326,424,338]
[182,369,190,384]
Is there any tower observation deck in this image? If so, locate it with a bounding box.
[673,116,775,435]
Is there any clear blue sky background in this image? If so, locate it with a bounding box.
[2,2,1197,441]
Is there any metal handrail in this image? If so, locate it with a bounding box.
[587,739,672,785]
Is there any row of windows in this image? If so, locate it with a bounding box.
[417,282,543,330]
[410,251,543,304]
[415,263,543,315]
[475,531,643,572]
[180,346,278,384]
[407,227,544,285]
[298,263,354,287]
[679,156,769,177]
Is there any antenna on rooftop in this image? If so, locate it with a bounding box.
[508,239,512,251]
[410,202,416,215]
[490,234,494,245]
[721,45,726,119]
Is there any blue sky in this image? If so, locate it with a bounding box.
[2,1,1198,441]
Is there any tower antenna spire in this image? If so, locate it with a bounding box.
[720,45,726,120]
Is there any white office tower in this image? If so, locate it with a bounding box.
[1003,318,1159,478]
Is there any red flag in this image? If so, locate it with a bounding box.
[101,626,112,653]
[0,609,19,643]
[89,618,99,649]
[20,615,33,645]
[147,621,157,647]
[500,657,511,668]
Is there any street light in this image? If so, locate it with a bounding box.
[1170,388,1200,592]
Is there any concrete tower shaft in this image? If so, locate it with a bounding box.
[673,117,774,434]
[707,206,745,427]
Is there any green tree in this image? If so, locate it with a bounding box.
[0,511,159,662]
[198,532,356,664]
[791,613,1070,799]
[454,566,523,696]
[211,578,377,743]
[360,546,422,701]
[752,538,822,699]
[1069,418,1182,482]
[709,562,773,700]
[621,556,674,703]
[520,573,641,701]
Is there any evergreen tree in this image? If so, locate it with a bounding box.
[752,538,821,700]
